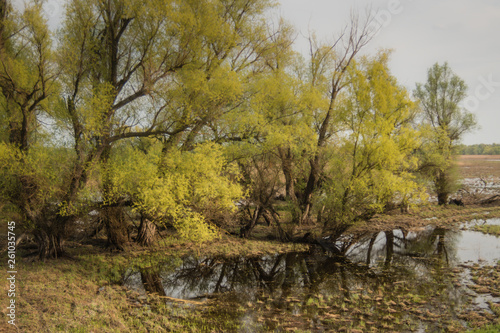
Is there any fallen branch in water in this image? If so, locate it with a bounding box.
[157,296,206,305]
[479,195,500,205]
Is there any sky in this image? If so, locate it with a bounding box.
[13,0,500,145]
[279,0,500,145]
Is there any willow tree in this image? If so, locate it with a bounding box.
[299,13,375,222]
[55,0,285,250]
[0,1,67,258]
[230,63,315,238]
[105,141,243,245]
[56,0,201,251]
[414,62,477,205]
[213,17,323,238]
[319,52,425,237]
[131,0,290,244]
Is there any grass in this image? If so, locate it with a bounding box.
[0,224,493,333]
[473,225,500,237]
[1,257,132,332]
[470,325,500,333]
[2,202,500,332]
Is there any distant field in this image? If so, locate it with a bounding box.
[458,155,500,160]
[457,155,500,179]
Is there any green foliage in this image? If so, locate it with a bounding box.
[51,0,281,248]
[107,141,243,242]
[0,1,57,143]
[319,52,427,225]
[414,62,476,143]
[0,1,65,228]
[0,142,73,222]
[414,62,477,204]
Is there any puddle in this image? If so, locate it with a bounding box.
[464,218,500,227]
[455,230,500,262]
[123,219,500,332]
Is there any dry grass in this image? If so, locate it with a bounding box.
[457,155,500,179]
[458,155,500,160]
[0,256,131,332]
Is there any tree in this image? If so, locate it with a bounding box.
[2,0,481,260]
[107,141,243,243]
[202,17,312,238]
[0,0,66,259]
[55,0,283,250]
[56,0,201,250]
[226,40,315,237]
[319,52,425,237]
[298,13,375,223]
[414,62,477,205]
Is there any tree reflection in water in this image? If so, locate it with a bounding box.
[125,227,480,331]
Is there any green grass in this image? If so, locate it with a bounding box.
[473,225,500,237]
[470,324,500,333]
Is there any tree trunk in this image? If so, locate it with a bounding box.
[300,157,319,223]
[400,198,410,213]
[435,170,451,205]
[33,228,65,260]
[136,218,157,247]
[283,165,296,202]
[104,207,128,251]
[437,191,449,206]
[317,205,325,226]
[262,209,290,242]
[240,206,262,238]
[278,147,297,202]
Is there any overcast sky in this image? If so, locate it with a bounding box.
[279,0,500,145]
[15,0,500,145]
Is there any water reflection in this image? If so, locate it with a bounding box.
[346,227,457,269]
[123,225,500,332]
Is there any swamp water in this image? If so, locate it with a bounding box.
[123,219,500,332]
